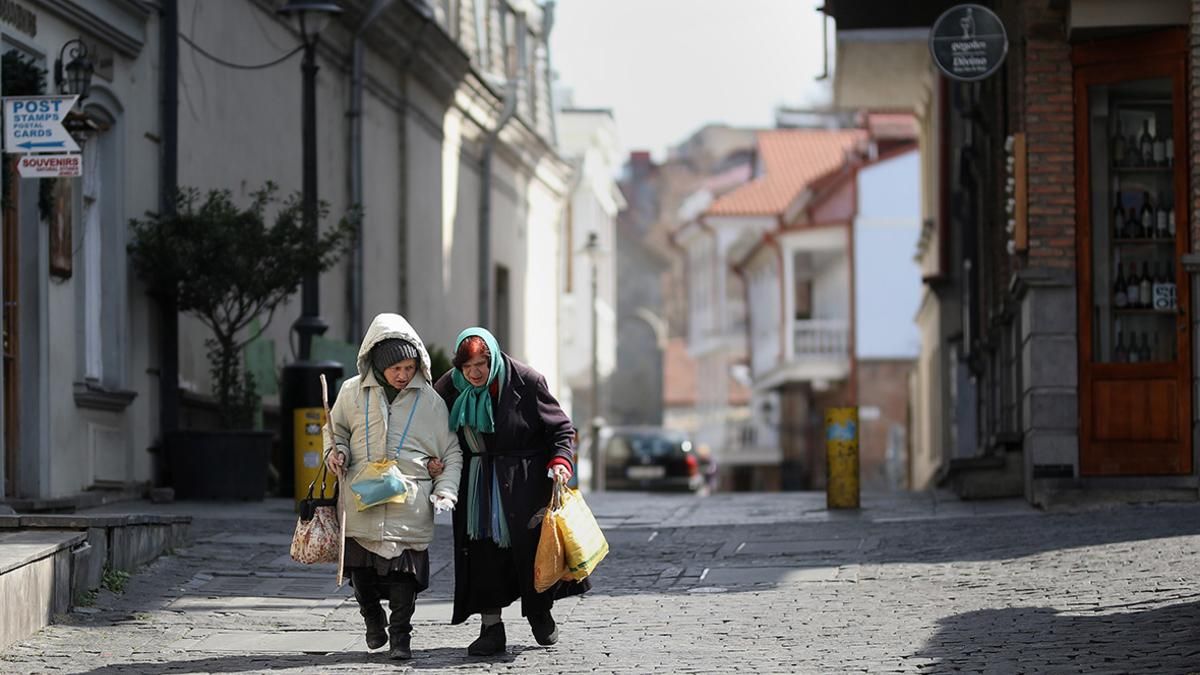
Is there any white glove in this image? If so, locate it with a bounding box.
[430,493,457,514]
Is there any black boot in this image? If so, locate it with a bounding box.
[389,633,412,661]
[528,611,559,646]
[362,605,388,650]
[351,570,388,650]
[467,621,506,656]
[386,576,416,661]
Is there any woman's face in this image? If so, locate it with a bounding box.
[383,359,418,390]
[461,355,490,387]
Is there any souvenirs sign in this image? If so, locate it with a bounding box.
[929,4,1008,82]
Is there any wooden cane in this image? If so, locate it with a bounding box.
[321,373,347,588]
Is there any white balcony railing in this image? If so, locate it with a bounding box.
[793,319,849,359]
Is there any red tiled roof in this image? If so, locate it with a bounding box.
[705,129,867,217]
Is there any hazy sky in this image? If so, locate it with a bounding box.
[550,0,830,159]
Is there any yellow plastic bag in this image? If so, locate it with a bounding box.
[349,459,418,512]
[551,482,609,581]
[533,504,567,593]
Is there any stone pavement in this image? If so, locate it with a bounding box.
[3,490,1200,673]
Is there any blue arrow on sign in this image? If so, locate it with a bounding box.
[17,141,65,150]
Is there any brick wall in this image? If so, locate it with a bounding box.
[856,359,914,490]
[1020,0,1076,270]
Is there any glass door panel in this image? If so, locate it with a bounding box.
[1088,77,1179,364]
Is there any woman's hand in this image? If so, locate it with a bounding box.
[428,458,445,478]
[549,463,571,483]
[325,450,346,478]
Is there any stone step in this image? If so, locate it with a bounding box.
[0,530,86,652]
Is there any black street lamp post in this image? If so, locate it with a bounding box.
[277,0,344,500]
[277,0,342,360]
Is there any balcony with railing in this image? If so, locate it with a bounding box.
[754,318,851,390]
[793,319,849,360]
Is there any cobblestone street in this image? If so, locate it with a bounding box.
[3,492,1200,673]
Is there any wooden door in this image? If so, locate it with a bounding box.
[2,155,17,496]
[1075,31,1192,475]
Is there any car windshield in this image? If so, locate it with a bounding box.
[613,433,686,458]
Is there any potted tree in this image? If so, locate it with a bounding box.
[128,184,357,499]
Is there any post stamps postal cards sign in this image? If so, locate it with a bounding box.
[3,95,80,153]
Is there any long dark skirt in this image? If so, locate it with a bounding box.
[344,539,430,593]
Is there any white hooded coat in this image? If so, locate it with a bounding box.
[327,313,463,548]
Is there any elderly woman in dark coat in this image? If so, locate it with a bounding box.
[432,326,589,656]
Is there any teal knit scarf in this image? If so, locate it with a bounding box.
[449,327,509,548]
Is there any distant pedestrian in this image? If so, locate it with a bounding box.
[324,313,463,660]
[696,443,718,494]
[431,327,589,656]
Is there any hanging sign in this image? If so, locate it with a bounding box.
[16,152,80,178]
[929,4,1008,82]
[2,95,80,153]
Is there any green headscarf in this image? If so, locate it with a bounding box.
[449,327,506,433]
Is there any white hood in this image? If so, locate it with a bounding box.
[356,313,433,385]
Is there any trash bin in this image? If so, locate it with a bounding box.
[279,360,344,501]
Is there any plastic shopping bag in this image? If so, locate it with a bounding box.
[533,498,568,592]
[551,481,609,581]
[349,459,419,512]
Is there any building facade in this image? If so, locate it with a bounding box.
[0,0,571,503]
[824,0,1200,504]
[726,126,920,491]
[555,108,623,430]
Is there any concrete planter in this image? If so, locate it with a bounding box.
[167,430,272,500]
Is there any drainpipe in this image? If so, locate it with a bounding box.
[347,0,395,342]
[478,8,526,327]
[542,1,558,146]
[157,0,180,481]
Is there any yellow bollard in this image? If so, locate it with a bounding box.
[293,406,328,507]
[825,407,860,509]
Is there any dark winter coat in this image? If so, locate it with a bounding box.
[434,354,590,623]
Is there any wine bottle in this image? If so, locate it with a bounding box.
[1152,262,1168,311]
[1113,118,1126,166]
[1115,330,1128,363]
[1166,135,1174,167]
[1126,262,1141,308]
[1140,119,1154,165]
[1153,127,1166,166]
[1168,203,1176,238]
[1140,192,1154,237]
[1114,264,1128,308]
[1126,207,1140,239]
[1128,130,1140,166]
[1113,189,1123,239]
[1156,192,1168,238]
[1139,261,1152,307]
[1167,260,1178,311]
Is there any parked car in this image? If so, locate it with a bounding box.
[602,426,702,492]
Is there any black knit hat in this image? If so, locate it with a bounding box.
[370,338,420,372]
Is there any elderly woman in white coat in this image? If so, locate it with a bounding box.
[324,313,463,660]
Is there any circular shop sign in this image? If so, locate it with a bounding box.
[929,4,1008,82]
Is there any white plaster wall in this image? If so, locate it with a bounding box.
[174,0,353,397]
[22,5,163,496]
